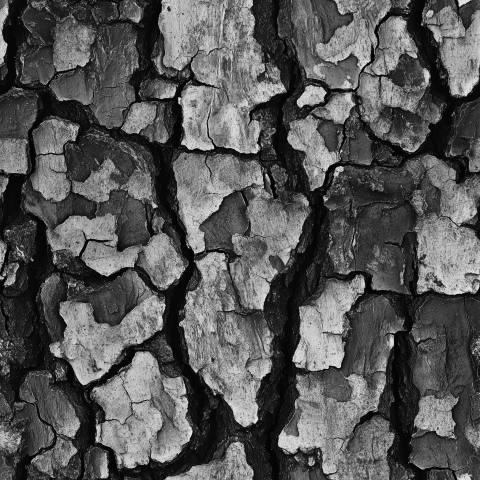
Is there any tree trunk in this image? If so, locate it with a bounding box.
[0,0,479,478]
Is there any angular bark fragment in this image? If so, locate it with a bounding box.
[91,351,192,469]
[340,109,373,166]
[159,0,285,153]
[279,0,395,89]
[414,393,458,439]
[53,16,95,72]
[288,93,355,189]
[423,0,480,97]
[81,241,142,276]
[174,150,309,426]
[32,117,79,157]
[137,233,188,290]
[230,187,310,310]
[47,214,116,257]
[13,403,54,456]
[409,296,480,476]
[427,471,456,480]
[19,2,56,86]
[293,275,365,371]
[183,253,274,427]
[0,296,37,375]
[19,370,82,439]
[84,447,109,480]
[89,23,139,127]
[0,89,38,175]
[279,294,403,475]
[122,101,176,144]
[92,2,119,24]
[333,416,395,480]
[325,165,417,293]
[50,290,165,385]
[20,47,55,86]
[447,99,480,171]
[50,68,95,105]
[279,371,380,475]
[358,17,443,152]
[415,214,480,295]
[296,85,327,108]
[165,442,254,479]
[139,78,178,101]
[119,0,144,23]
[408,154,480,226]
[29,437,81,479]
[31,117,79,202]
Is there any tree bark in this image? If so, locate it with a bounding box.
[0,0,479,478]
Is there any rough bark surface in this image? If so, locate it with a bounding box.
[0,0,479,478]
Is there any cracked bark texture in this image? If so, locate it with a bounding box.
[0,0,479,478]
